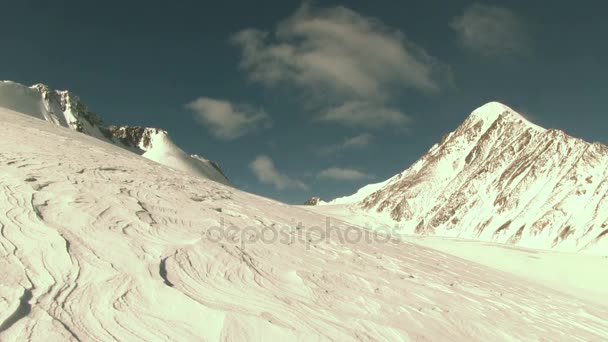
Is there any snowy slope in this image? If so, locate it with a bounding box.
[0,81,229,185]
[313,102,608,254]
[304,180,392,206]
[2,107,608,340]
[0,81,108,140]
[109,126,230,185]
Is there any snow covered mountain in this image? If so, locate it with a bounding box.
[108,126,230,185]
[0,80,230,185]
[2,103,608,340]
[313,102,608,254]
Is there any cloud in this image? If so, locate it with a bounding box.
[232,5,445,97]
[249,155,308,190]
[320,101,410,128]
[317,167,373,181]
[450,4,528,56]
[318,133,373,156]
[185,97,271,140]
[232,4,450,128]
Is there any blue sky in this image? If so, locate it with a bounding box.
[1,1,607,203]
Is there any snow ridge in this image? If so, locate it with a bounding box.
[0,81,229,185]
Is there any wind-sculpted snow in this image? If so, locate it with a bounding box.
[1,108,608,340]
[319,102,608,254]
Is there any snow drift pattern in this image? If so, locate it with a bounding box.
[1,107,607,340]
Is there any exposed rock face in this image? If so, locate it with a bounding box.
[345,102,608,253]
[303,197,325,206]
[107,126,166,151]
[34,84,105,132]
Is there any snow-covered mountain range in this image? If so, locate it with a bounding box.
[2,103,608,340]
[0,80,230,185]
[310,102,608,254]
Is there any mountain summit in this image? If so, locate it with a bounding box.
[0,81,230,185]
[314,102,608,254]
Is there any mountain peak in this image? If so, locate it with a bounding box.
[468,101,525,123]
[325,102,608,254]
[31,83,52,91]
[462,101,541,136]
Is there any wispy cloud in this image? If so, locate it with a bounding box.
[318,133,373,156]
[317,167,373,181]
[185,97,271,140]
[250,155,308,190]
[450,4,528,56]
[320,101,410,129]
[232,4,449,129]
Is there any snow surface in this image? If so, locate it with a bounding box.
[1,106,608,340]
[130,128,230,186]
[0,81,230,186]
[399,235,608,308]
[320,179,393,205]
[0,81,60,122]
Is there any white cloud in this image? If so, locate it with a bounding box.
[317,167,373,181]
[232,4,449,128]
[320,101,410,128]
[450,4,527,56]
[319,133,373,156]
[249,155,308,190]
[185,97,271,140]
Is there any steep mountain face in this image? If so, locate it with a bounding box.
[0,81,109,140]
[107,126,163,152]
[0,81,229,185]
[323,102,608,254]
